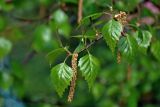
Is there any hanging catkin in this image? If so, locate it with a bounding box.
[68,53,78,102]
[117,51,121,64]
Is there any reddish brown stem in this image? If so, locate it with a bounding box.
[78,0,83,23]
[127,64,132,81]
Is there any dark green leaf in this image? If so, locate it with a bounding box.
[0,16,6,31]
[78,54,100,89]
[107,85,119,96]
[78,12,103,28]
[61,0,78,4]
[118,34,137,59]
[92,83,105,100]
[102,19,123,53]
[51,63,73,97]
[74,40,85,53]
[39,0,53,6]
[71,35,96,39]
[127,89,139,107]
[151,41,160,61]
[46,48,66,64]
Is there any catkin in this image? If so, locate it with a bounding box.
[114,11,127,25]
[68,53,78,102]
[127,64,131,81]
[117,51,121,64]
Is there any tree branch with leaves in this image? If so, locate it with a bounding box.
[47,8,152,102]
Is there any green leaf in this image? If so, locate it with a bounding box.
[92,83,105,100]
[61,0,78,4]
[46,48,66,65]
[50,9,71,38]
[39,0,53,6]
[118,34,137,59]
[50,63,73,97]
[127,89,139,107]
[0,16,6,31]
[32,25,53,52]
[72,35,96,39]
[51,9,68,24]
[135,30,152,53]
[78,54,100,89]
[102,19,123,53]
[0,72,13,90]
[0,37,12,59]
[151,41,160,61]
[74,40,85,53]
[136,31,152,47]
[78,12,103,28]
[58,22,71,37]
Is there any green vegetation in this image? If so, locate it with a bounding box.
[0,0,160,107]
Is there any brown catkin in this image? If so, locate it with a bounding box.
[114,11,127,25]
[68,53,78,102]
[127,64,131,81]
[117,51,121,64]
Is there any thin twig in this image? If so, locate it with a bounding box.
[64,47,72,56]
[137,4,141,21]
[22,97,62,105]
[127,64,132,81]
[55,28,64,48]
[22,50,36,64]
[12,15,49,23]
[55,28,72,55]
[78,35,103,53]
[5,0,12,4]
[78,0,83,23]
[63,54,71,63]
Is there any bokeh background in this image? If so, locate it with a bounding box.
[0,0,160,107]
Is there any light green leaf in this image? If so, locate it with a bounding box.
[0,37,12,59]
[135,30,152,53]
[118,34,137,59]
[32,25,53,52]
[51,9,68,24]
[51,63,73,97]
[102,19,123,53]
[151,41,160,61]
[50,9,71,37]
[46,48,66,65]
[78,54,100,89]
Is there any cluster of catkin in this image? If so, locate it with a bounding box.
[114,11,127,25]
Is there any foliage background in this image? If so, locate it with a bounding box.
[0,0,160,107]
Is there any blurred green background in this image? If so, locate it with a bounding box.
[0,0,160,107]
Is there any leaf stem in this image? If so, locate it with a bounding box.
[63,54,71,63]
[78,34,103,53]
[56,28,64,48]
[78,0,83,23]
[126,24,140,30]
